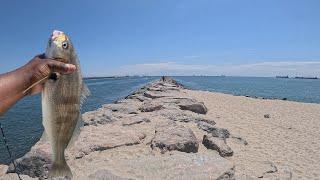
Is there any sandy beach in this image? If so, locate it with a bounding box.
[188,90,320,179]
[1,77,319,179]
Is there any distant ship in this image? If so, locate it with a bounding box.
[276,75,289,78]
[294,76,318,79]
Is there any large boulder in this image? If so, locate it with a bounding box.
[73,124,146,159]
[151,122,199,153]
[202,135,233,157]
[174,98,208,114]
[139,101,163,112]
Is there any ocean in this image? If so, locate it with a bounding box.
[1,76,320,164]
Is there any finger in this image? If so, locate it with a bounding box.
[36,54,68,63]
[47,60,76,74]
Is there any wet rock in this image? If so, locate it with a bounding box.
[151,122,199,153]
[139,101,163,112]
[203,135,233,157]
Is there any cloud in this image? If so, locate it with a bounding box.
[107,61,320,77]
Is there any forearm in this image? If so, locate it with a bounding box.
[0,63,33,115]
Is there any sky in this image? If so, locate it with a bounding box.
[0,0,320,77]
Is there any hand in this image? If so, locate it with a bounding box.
[25,54,76,95]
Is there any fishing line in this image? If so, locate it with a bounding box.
[0,76,51,180]
[0,122,22,180]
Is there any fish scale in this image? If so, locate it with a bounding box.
[42,30,90,179]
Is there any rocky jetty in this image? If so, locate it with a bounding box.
[0,77,236,180]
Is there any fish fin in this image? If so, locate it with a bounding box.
[80,83,90,108]
[48,161,73,179]
[66,116,83,149]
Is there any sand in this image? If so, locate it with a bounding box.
[187,89,320,179]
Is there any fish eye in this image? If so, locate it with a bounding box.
[62,41,68,49]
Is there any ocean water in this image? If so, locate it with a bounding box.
[1,76,320,164]
[0,76,158,164]
[174,76,320,104]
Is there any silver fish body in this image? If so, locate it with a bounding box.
[42,30,89,179]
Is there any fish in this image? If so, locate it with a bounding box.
[42,30,90,179]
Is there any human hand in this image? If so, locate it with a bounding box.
[24,54,76,95]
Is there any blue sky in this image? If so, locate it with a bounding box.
[0,0,320,77]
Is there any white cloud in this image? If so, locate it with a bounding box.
[106,61,320,77]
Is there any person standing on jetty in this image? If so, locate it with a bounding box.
[0,54,76,115]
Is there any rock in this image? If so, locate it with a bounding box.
[161,110,215,124]
[211,127,230,139]
[243,161,278,178]
[73,124,146,159]
[7,140,51,179]
[230,135,248,145]
[143,91,167,99]
[151,122,199,153]
[202,135,233,157]
[217,167,235,180]
[197,121,216,132]
[264,114,270,118]
[89,169,129,180]
[121,116,150,126]
[139,101,163,112]
[161,110,198,123]
[175,98,207,114]
[128,94,151,102]
[80,151,234,180]
[83,110,119,126]
[103,104,139,114]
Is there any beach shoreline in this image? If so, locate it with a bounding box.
[1,77,319,179]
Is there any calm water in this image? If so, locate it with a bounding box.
[1,76,319,164]
[174,76,320,104]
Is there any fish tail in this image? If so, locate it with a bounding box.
[48,160,73,179]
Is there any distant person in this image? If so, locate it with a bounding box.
[0,54,76,116]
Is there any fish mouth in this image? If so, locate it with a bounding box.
[51,30,68,43]
[51,30,65,40]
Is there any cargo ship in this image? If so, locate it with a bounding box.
[276,75,289,78]
[294,76,318,79]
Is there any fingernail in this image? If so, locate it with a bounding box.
[65,64,76,72]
